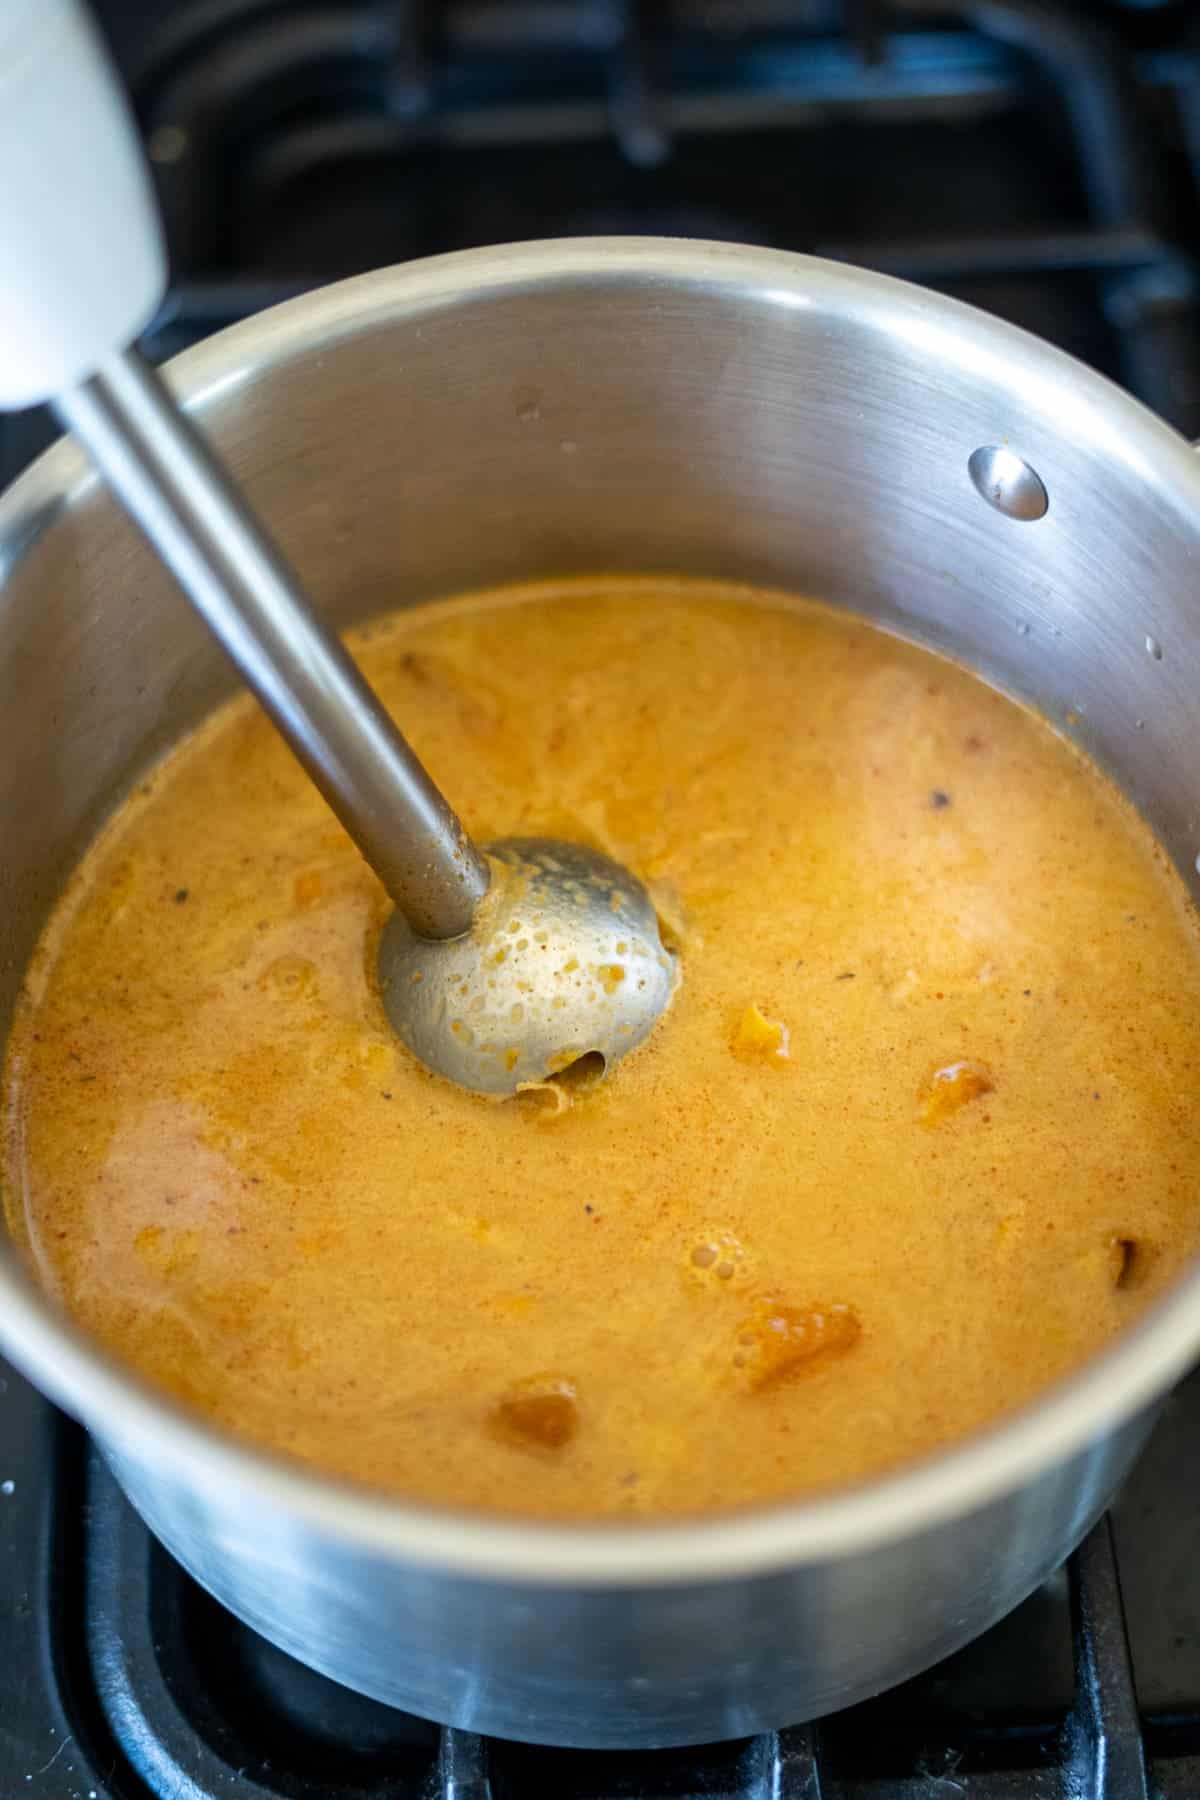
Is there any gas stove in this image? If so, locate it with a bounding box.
[2,3,1200,1795]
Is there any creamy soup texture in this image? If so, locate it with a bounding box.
[6,579,1200,1519]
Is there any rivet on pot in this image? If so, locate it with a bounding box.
[968,446,1049,522]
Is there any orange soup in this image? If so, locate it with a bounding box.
[6,579,1200,1518]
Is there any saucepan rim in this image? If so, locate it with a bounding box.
[1,237,1199,1586]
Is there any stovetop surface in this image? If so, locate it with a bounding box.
[2,1,1200,1794]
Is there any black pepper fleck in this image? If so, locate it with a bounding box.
[930,790,952,809]
[173,888,189,904]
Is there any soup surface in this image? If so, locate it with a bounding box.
[6,579,1200,1519]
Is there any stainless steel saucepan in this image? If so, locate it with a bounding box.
[0,238,1198,1748]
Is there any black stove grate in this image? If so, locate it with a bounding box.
[117,0,1200,434]
[2,1,1199,1795]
